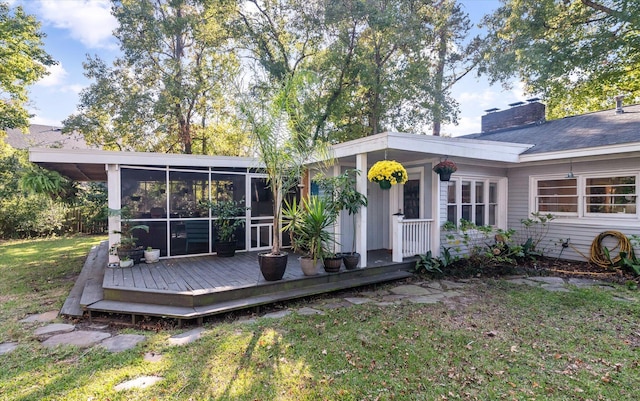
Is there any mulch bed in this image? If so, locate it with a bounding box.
[443,257,638,286]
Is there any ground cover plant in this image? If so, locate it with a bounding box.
[1,237,639,400]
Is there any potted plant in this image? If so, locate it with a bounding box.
[367,160,408,189]
[205,199,248,257]
[119,255,134,268]
[144,246,160,263]
[432,159,457,181]
[110,207,149,265]
[283,196,337,275]
[243,77,330,281]
[317,169,368,270]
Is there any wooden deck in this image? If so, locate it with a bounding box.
[67,242,416,324]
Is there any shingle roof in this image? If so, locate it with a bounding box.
[4,125,92,150]
[461,104,640,154]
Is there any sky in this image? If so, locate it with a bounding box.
[12,0,527,137]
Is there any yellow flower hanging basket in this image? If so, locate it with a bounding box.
[367,160,408,189]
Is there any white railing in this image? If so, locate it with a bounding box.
[392,216,433,262]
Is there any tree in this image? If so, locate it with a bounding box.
[65,0,243,154]
[480,0,640,118]
[236,0,482,141]
[0,2,56,132]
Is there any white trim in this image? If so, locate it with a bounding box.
[29,147,259,168]
[330,131,532,163]
[519,143,640,163]
[530,171,639,220]
[446,175,507,229]
[356,153,368,267]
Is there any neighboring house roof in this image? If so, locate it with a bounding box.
[462,104,640,155]
[4,124,92,150]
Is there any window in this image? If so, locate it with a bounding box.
[534,174,637,218]
[535,178,578,214]
[447,178,502,226]
[585,176,636,215]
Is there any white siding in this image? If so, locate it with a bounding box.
[507,158,640,262]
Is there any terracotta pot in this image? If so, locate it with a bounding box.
[215,240,237,257]
[323,256,343,272]
[258,252,288,281]
[299,257,320,276]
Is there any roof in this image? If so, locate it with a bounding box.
[462,104,640,155]
[29,148,260,181]
[4,125,93,150]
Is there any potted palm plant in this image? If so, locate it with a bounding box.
[206,199,248,257]
[283,196,337,275]
[242,78,329,280]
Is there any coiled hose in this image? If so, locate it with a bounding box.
[589,230,634,269]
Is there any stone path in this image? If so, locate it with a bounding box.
[0,275,634,391]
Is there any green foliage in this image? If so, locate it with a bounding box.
[243,74,330,255]
[204,199,248,242]
[414,250,443,275]
[64,0,241,154]
[282,196,337,263]
[237,0,484,142]
[444,216,555,270]
[109,207,149,251]
[314,168,367,253]
[0,3,56,131]
[1,237,640,399]
[480,0,640,118]
[518,212,555,255]
[0,193,67,238]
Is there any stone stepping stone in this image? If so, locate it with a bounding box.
[408,293,447,304]
[440,280,471,290]
[527,277,566,285]
[168,327,206,346]
[0,342,18,355]
[34,323,75,337]
[296,307,325,316]
[19,310,59,323]
[41,330,111,348]
[389,285,434,296]
[262,310,291,319]
[344,297,372,305]
[381,294,407,302]
[505,278,540,286]
[114,376,163,391]
[567,278,611,288]
[100,334,146,353]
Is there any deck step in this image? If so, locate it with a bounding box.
[60,241,108,317]
[87,269,413,320]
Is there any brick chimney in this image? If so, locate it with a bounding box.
[481,100,546,133]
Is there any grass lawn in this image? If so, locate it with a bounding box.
[1,236,639,400]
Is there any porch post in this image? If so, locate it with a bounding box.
[356,153,367,268]
[392,214,403,262]
[431,164,441,257]
[106,164,121,265]
[332,164,342,255]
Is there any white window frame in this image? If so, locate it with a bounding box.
[446,175,507,229]
[531,172,639,221]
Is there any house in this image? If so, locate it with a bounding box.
[4,124,92,150]
[29,101,640,267]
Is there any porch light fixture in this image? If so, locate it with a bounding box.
[566,160,574,178]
